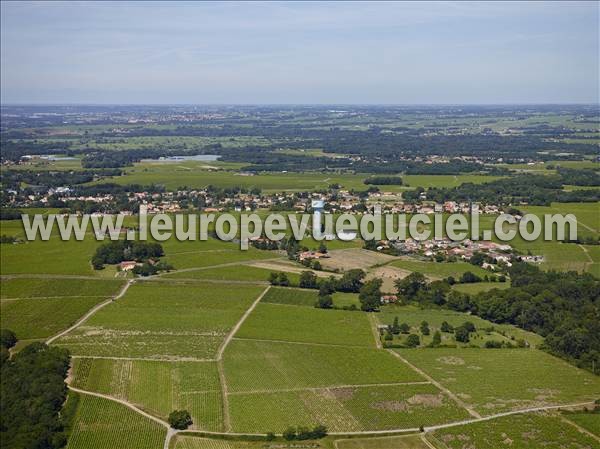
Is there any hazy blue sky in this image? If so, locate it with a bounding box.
[1,1,598,104]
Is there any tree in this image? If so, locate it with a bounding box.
[396,272,427,300]
[335,269,366,292]
[299,271,318,289]
[318,278,336,296]
[318,242,328,254]
[391,317,401,335]
[406,334,420,348]
[470,252,486,266]
[460,271,482,283]
[455,326,470,343]
[312,260,322,270]
[420,321,430,336]
[277,272,290,286]
[432,331,442,346]
[440,321,454,333]
[168,410,192,430]
[265,432,276,441]
[315,294,333,309]
[359,278,382,312]
[0,329,17,349]
[400,323,411,334]
[268,272,279,285]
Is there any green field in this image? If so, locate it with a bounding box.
[229,383,470,433]
[452,281,510,294]
[0,278,123,298]
[70,358,223,431]
[236,302,374,347]
[53,281,264,359]
[173,436,332,449]
[93,162,501,192]
[224,339,423,392]
[430,412,599,449]
[260,286,319,306]
[163,264,288,283]
[1,296,108,340]
[66,394,166,449]
[334,435,430,449]
[563,411,600,436]
[390,259,490,280]
[398,348,600,416]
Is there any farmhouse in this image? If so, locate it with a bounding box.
[119,261,140,271]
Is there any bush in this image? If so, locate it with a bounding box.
[168,410,192,430]
[315,294,333,309]
[406,334,420,348]
[0,329,17,349]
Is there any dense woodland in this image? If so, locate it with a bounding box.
[0,341,71,449]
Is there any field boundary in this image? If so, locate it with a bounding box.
[45,279,133,345]
[387,349,482,419]
[67,384,596,438]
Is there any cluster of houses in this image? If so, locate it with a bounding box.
[378,238,515,268]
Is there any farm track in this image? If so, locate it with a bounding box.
[228,381,432,396]
[560,415,600,443]
[387,349,482,419]
[217,285,271,433]
[368,313,383,349]
[45,279,133,345]
[67,385,597,440]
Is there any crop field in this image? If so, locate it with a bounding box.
[173,436,333,449]
[430,412,599,449]
[162,246,274,270]
[70,358,223,431]
[334,435,431,449]
[163,264,285,283]
[235,302,374,346]
[1,296,109,340]
[224,339,424,392]
[563,411,600,436]
[0,277,123,299]
[398,348,600,416]
[0,233,102,275]
[260,286,319,306]
[318,248,398,272]
[229,383,470,433]
[53,281,264,359]
[390,259,489,280]
[94,163,503,192]
[65,394,166,449]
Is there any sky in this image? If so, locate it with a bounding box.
[1,1,598,104]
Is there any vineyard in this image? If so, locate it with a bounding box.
[65,394,166,449]
[430,412,600,449]
[53,281,264,359]
[398,348,600,416]
[235,302,375,346]
[224,340,423,392]
[70,358,224,431]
